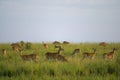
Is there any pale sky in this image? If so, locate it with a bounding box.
[0,0,120,43]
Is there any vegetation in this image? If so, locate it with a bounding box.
[0,42,120,80]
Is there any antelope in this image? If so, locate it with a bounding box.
[54,45,68,62]
[20,50,39,62]
[99,42,107,47]
[2,49,6,56]
[71,49,80,56]
[63,41,70,44]
[53,41,61,44]
[82,48,97,60]
[42,41,48,48]
[11,43,21,52]
[103,48,117,60]
[45,46,64,61]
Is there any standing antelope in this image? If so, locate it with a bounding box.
[45,46,64,61]
[54,45,68,62]
[103,48,117,60]
[2,49,6,56]
[71,49,80,56]
[99,42,107,47]
[42,41,48,48]
[20,50,39,62]
[82,48,97,60]
[53,41,61,44]
[63,41,70,44]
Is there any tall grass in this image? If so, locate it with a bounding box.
[0,43,120,80]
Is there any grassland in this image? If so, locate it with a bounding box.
[0,42,120,80]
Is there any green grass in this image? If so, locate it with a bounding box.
[0,43,120,80]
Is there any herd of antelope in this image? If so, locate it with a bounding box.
[0,41,118,63]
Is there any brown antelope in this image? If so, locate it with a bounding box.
[2,49,6,56]
[45,46,64,61]
[99,42,107,47]
[71,49,80,56]
[103,48,117,60]
[82,48,97,60]
[63,41,70,44]
[53,41,61,44]
[11,43,21,52]
[54,45,68,62]
[20,50,39,62]
[42,41,48,48]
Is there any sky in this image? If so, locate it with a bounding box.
[0,0,120,43]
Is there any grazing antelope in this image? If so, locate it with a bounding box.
[42,41,48,48]
[71,49,80,56]
[82,48,97,60]
[11,43,21,52]
[99,42,107,47]
[103,48,117,60]
[2,49,6,56]
[63,41,70,44]
[20,50,39,62]
[45,46,64,61]
[53,41,61,44]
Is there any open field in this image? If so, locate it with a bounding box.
[0,42,120,80]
